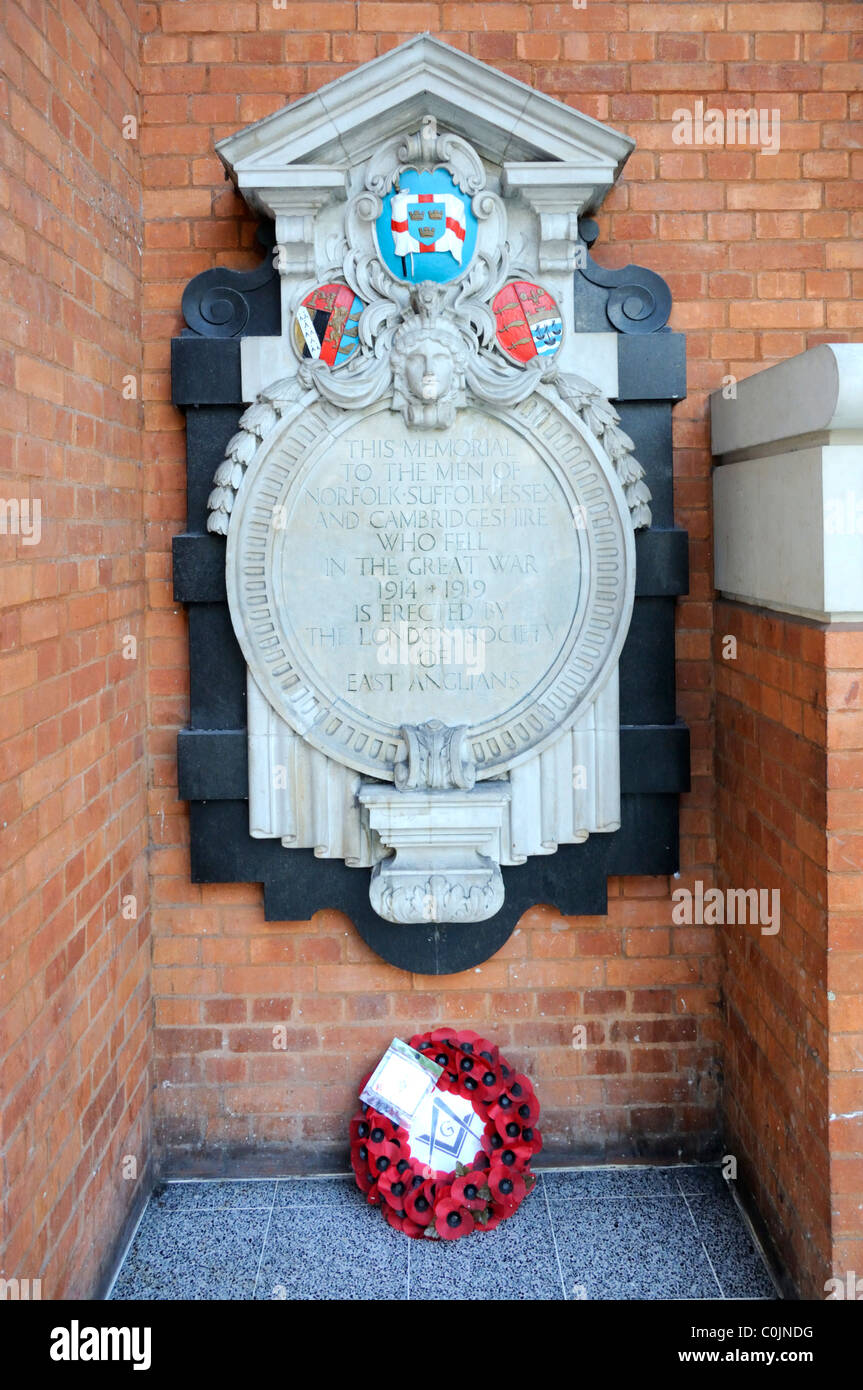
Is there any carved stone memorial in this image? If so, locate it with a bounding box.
[172,38,690,972]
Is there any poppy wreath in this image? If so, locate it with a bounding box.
[349,1028,542,1240]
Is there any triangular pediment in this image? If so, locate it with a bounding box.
[217,34,633,215]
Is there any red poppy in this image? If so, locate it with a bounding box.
[424,1029,459,1074]
[367,1124,398,1155]
[383,1205,425,1238]
[488,1101,529,1144]
[366,1180,382,1207]
[386,1206,422,1239]
[366,1115,399,1148]
[368,1139,401,1181]
[378,1164,413,1213]
[435,1068,461,1095]
[488,1165,526,1210]
[435,1198,476,1240]
[410,1039,446,1075]
[405,1179,437,1227]
[521,1127,543,1157]
[452,1047,487,1096]
[349,1115,372,1146]
[481,1128,507,1160]
[509,1091,541,1126]
[474,1205,505,1232]
[451,1169,491,1211]
[483,1126,532,1165]
[474,1066,502,1103]
[473,1038,499,1067]
[351,1151,373,1193]
[351,1133,374,1165]
[506,1141,533,1166]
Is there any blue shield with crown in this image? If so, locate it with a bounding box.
[377,168,477,285]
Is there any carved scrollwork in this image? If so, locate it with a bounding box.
[577,219,672,336]
[363,114,488,199]
[181,224,279,339]
[298,345,392,411]
[450,248,509,344]
[394,720,476,791]
[372,870,502,925]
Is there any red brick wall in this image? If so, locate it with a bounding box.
[0,0,150,1297]
[714,604,831,1297]
[3,0,863,1296]
[715,609,863,1298]
[825,629,863,1290]
[139,1,862,1188]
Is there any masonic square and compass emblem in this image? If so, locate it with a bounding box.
[376,167,477,284]
[407,1090,486,1171]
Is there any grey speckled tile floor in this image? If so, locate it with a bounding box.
[108,1166,778,1301]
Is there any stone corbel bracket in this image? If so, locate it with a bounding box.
[360,721,510,925]
[576,219,672,336]
[501,166,596,273]
[265,172,346,278]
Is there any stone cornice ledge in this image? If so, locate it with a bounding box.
[216,34,633,215]
[711,344,863,624]
[711,344,863,460]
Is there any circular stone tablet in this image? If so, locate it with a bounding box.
[226,390,633,781]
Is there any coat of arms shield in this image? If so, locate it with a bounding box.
[376,168,477,284]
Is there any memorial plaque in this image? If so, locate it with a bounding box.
[203,80,655,935]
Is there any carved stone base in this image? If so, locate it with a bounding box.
[359,784,511,925]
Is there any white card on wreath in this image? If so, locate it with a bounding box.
[360,1038,442,1130]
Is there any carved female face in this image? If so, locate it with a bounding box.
[403,339,454,403]
[390,313,467,427]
